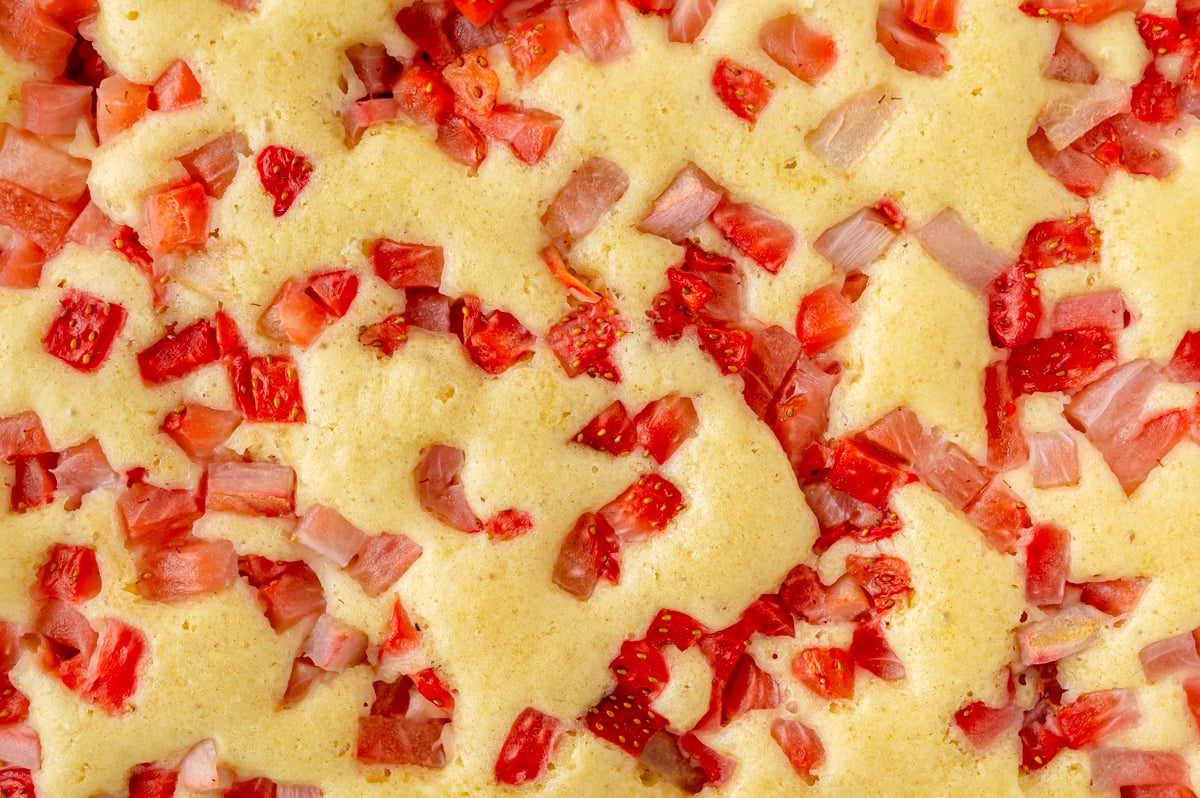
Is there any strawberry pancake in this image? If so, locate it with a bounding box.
[2,0,1200,796]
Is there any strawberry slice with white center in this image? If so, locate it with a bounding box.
[584,690,668,755]
[599,473,685,542]
[494,707,564,786]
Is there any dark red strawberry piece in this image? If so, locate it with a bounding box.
[1131,63,1181,124]
[546,294,628,381]
[227,353,305,422]
[850,619,906,680]
[583,690,667,755]
[481,508,534,540]
[255,145,313,217]
[464,309,535,374]
[721,654,781,725]
[633,394,698,463]
[1006,327,1116,396]
[988,264,1041,348]
[711,57,773,123]
[572,400,637,455]
[610,639,669,699]
[643,609,706,651]
[599,473,685,542]
[43,289,126,373]
[984,360,1028,471]
[771,718,825,779]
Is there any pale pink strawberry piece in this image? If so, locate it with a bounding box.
[1027,129,1108,198]
[634,394,698,464]
[552,512,620,599]
[20,80,93,136]
[1044,32,1099,83]
[51,438,118,509]
[0,1,75,76]
[118,481,203,546]
[0,233,45,289]
[668,0,716,43]
[876,0,949,76]
[1066,360,1163,446]
[1029,430,1081,489]
[152,60,202,111]
[1039,80,1131,151]
[494,707,564,786]
[965,476,1030,555]
[294,504,369,568]
[1089,748,1190,792]
[345,44,398,99]
[346,533,422,596]
[1018,604,1104,666]
[179,132,248,199]
[954,694,1021,750]
[568,0,632,64]
[415,444,479,532]
[345,97,400,141]
[1139,632,1200,682]
[0,125,90,203]
[541,157,629,248]
[771,718,825,778]
[1025,523,1070,606]
[914,209,1010,294]
[0,177,78,253]
[96,75,152,142]
[711,196,795,275]
[813,206,898,273]
[1080,577,1148,616]
[760,13,838,85]
[0,411,51,461]
[178,739,224,792]
[637,163,724,242]
[807,85,902,173]
[136,537,239,602]
[865,408,987,510]
[303,613,368,672]
[1058,688,1141,748]
[466,103,562,165]
[205,460,295,517]
[357,715,447,767]
[770,359,838,478]
[64,202,119,250]
[0,725,39,770]
[1049,290,1129,334]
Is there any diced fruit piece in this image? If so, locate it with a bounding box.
[568,0,632,63]
[572,400,637,456]
[136,537,238,602]
[464,309,535,374]
[876,1,948,76]
[1007,327,1116,396]
[10,453,57,512]
[637,163,724,242]
[161,404,242,461]
[480,509,534,541]
[903,0,957,32]
[1081,578,1148,615]
[759,13,838,85]
[137,318,221,384]
[542,157,629,247]
[553,512,620,599]
[1029,430,1080,489]
[845,554,912,612]
[1058,688,1141,748]
[413,668,454,711]
[453,0,509,26]
[21,80,93,137]
[256,145,313,217]
[1018,0,1140,25]
[507,8,573,83]
[813,206,897,273]
[34,543,101,603]
[792,647,855,700]
[712,58,773,123]
[850,620,907,679]
[205,460,295,516]
[359,313,409,356]
[1045,33,1100,83]
[178,739,221,792]
[771,718,825,778]
[0,412,51,462]
[294,505,368,568]
[983,360,1028,472]
[303,613,368,672]
[395,62,455,128]
[43,289,126,373]
[53,438,119,508]
[0,126,90,203]
[494,708,564,785]
[415,444,478,532]
[1139,632,1200,682]
[599,473,685,542]
[1089,748,1190,792]
[828,440,909,510]
[1017,605,1104,665]
[442,50,498,117]
[0,177,79,253]
[152,60,202,110]
[634,394,698,464]
[711,196,795,275]
[36,598,97,689]
[988,264,1042,348]
[345,533,422,595]
[96,76,151,142]
[373,241,444,290]
[584,691,667,755]
[914,208,1010,294]
[466,103,562,165]
[721,654,781,724]
[82,619,147,714]
[227,353,305,423]
[796,284,858,355]
[357,715,448,767]
[611,638,669,699]
[118,481,202,545]
[1025,523,1070,606]
[696,325,753,375]
[965,476,1031,555]
[144,181,209,256]
[379,598,421,661]
[179,131,248,198]
[546,294,628,381]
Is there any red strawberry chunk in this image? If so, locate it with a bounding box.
[11,452,57,512]
[206,460,295,517]
[1139,632,1200,682]
[468,103,562,165]
[1018,0,1140,25]
[792,646,855,700]
[584,690,667,755]
[637,163,724,242]
[1025,523,1070,606]
[710,196,796,275]
[984,360,1029,472]
[303,613,368,672]
[0,234,45,289]
[0,768,34,798]
[634,394,698,464]
[379,598,421,661]
[1132,63,1181,124]
[443,49,499,117]
[988,264,1042,348]
[760,13,838,86]
[965,476,1031,555]
[415,443,479,532]
[82,619,147,714]
[137,318,221,384]
[452,0,509,26]
[464,309,535,374]
[954,695,1022,750]
[1021,215,1101,270]
[552,511,621,599]
[568,0,632,64]
[844,554,912,612]
[118,481,202,546]
[151,59,202,111]
[572,400,637,455]
[1081,578,1148,615]
[796,283,858,355]
[96,76,152,142]
[1120,785,1200,798]
[643,609,705,651]
[850,620,906,680]
[256,145,313,217]
[304,269,358,317]
[227,353,305,423]
[1137,15,1194,54]
[36,598,96,689]
[876,1,948,77]
[1007,327,1116,396]
[721,654,781,725]
[161,404,242,461]
[136,537,238,602]
[741,324,800,418]
[1058,688,1141,749]
[412,667,454,712]
[611,639,670,700]
[359,313,409,356]
[357,714,448,767]
[34,543,101,603]
[480,509,534,540]
[127,764,178,798]
[546,294,628,381]
[771,718,825,778]
[1090,748,1190,792]
[507,8,574,83]
[294,504,368,568]
[541,245,602,303]
[542,157,630,247]
[179,131,249,199]
[903,0,957,32]
[0,412,51,462]
[827,439,910,510]
[494,707,563,786]
[0,674,29,726]
[599,473,685,542]
[394,62,455,128]
[43,289,126,373]
[0,125,90,203]
[696,325,753,375]
[668,0,717,42]
[712,57,773,123]
[52,438,119,508]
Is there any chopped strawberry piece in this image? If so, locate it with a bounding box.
[770,358,838,479]
[668,0,716,42]
[507,8,573,82]
[903,0,957,32]
[637,163,724,242]
[34,543,101,603]
[553,512,620,599]
[1058,688,1141,748]
[136,537,238,602]
[1089,748,1190,792]
[179,132,248,199]
[464,309,535,374]
[0,126,90,203]
[711,57,773,124]
[379,598,421,661]
[83,619,147,714]
[965,477,1031,555]
[1081,577,1148,615]
[1007,327,1116,396]
[1045,33,1100,83]
[1139,632,1200,682]
[293,505,368,568]
[36,598,97,689]
[0,725,39,772]
[721,654,781,724]
[0,767,35,798]
[850,619,906,679]
[227,352,305,423]
[541,245,602,303]
[452,0,510,26]
[20,79,93,137]
[796,284,858,355]
[345,43,399,99]
[224,777,283,798]
[118,481,202,545]
[494,707,564,785]
[127,764,178,798]
[304,269,358,318]
[792,646,855,700]
[413,667,455,711]
[954,695,1021,750]
[43,289,126,373]
[546,294,628,381]
[373,242,444,295]
[572,400,637,455]
[633,394,698,464]
[759,13,838,85]
[0,234,45,289]
[443,50,499,117]
[303,613,368,672]
[1027,129,1108,198]
[415,443,478,532]
[480,509,534,541]
[10,452,57,512]
[584,690,667,755]
[144,181,209,256]
[876,1,948,76]
[741,324,800,418]
[611,638,669,700]
[1120,785,1200,798]
[845,554,911,612]
[568,0,632,63]
[807,85,902,173]
[711,196,795,275]
[983,360,1028,472]
[1018,0,1140,25]
[1025,523,1070,606]
[256,145,313,217]
[1132,63,1181,124]
[359,313,409,356]
[696,325,753,375]
[161,404,242,461]
[405,288,453,333]
[357,714,447,767]
[827,440,909,510]
[542,157,629,247]
[53,438,119,509]
[988,264,1041,348]
[346,533,422,595]
[0,412,51,462]
[206,460,295,517]
[151,59,202,111]
[0,674,30,726]
[137,318,221,384]
[0,177,79,254]
[1170,330,1200,382]
[771,718,825,778]
[1017,605,1104,666]
[1022,215,1102,271]
[599,473,685,542]
[96,75,152,142]
[467,103,562,165]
